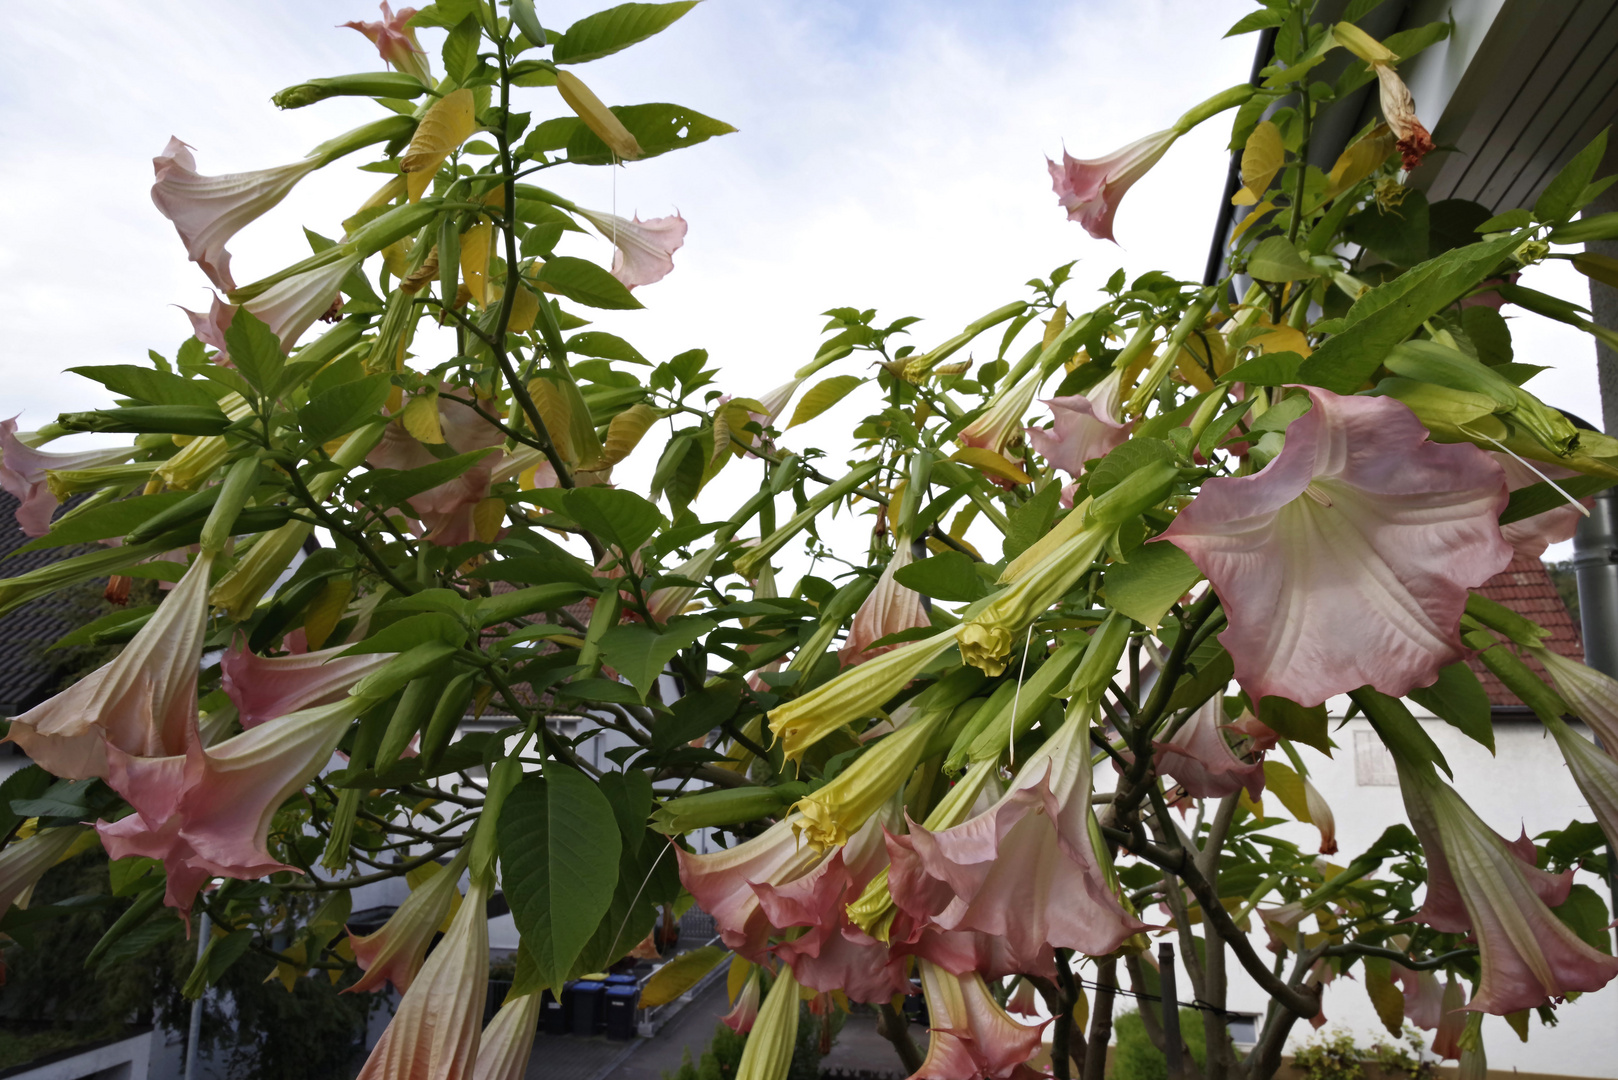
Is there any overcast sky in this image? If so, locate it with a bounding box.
[0,0,1602,552]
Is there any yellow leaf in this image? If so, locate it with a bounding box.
[1574,252,1618,289]
[950,447,1031,485]
[710,405,732,465]
[727,954,753,1004]
[1043,303,1069,348]
[303,579,351,651]
[602,404,659,467]
[460,221,492,307]
[526,378,576,462]
[401,391,445,444]
[1238,787,1264,818]
[267,943,306,993]
[554,72,643,161]
[1232,121,1283,205]
[1325,124,1395,199]
[1229,199,1277,246]
[641,945,728,1008]
[1251,324,1312,357]
[402,88,477,202]
[1072,985,1089,1033]
[885,478,908,537]
[1363,957,1406,1037]
[1262,760,1313,824]
[788,375,865,429]
[507,284,540,332]
[406,860,463,933]
[474,497,506,543]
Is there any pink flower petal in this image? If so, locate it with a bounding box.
[1159,388,1513,708]
[222,642,395,728]
[1153,698,1266,801]
[578,209,687,289]
[1047,129,1178,242]
[841,544,930,667]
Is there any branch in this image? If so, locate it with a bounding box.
[876,1002,924,1074]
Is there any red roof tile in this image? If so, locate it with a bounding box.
[1465,554,1582,708]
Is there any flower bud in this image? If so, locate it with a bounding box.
[555,72,643,161]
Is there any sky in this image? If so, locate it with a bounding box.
[1,1,1602,567]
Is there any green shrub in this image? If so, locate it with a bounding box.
[1111,1008,1210,1080]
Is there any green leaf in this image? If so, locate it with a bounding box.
[0,767,50,843]
[1476,208,1533,233]
[1003,484,1061,562]
[16,492,192,553]
[70,366,219,408]
[299,373,393,446]
[1358,687,1451,777]
[652,681,744,755]
[1501,473,1613,526]
[1535,130,1609,224]
[442,16,482,84]
[1103,543,1203,630]
[1248,235,1318,282]
[340,612,467,654]
[1258,696,1331,753]
[1296,231,1527,394]
[565,103,736,166]
[563,487,666,554]
[224,308,285,395]
[553,1,698,64]
[599,616,717,699]
[1343,190,1429,267]
[357,448,498,511]
[894,550,989,603]
[1220,351,1303,386]
[532,256,643,310]
[499,768,624,989]
[787,375,864,429]
[1407,662,1494,752]
[1167,647,1233,714]
[1462,305,1513,366]
[1225,8,1287,35]
[566,331,648,365]
[182,929,254,999]
[95,911,182,972]
[1553,883,1612,953]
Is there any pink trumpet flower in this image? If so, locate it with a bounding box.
[1392,962,1447,1031]
[356,872,492,1080]
[0,826,87,914]
[755,801,911,1003]
[1493,453,1586,559]
[1430,977,1466,1059]
[575,208,687,289]
[1005,980,1040,1018]
[237,254,361,353]
[1152,698,1265,801]
[841,543,930,667]
[348,851,468,995]
[1048,129,1178,242]
[97,697,362,918]
[152,138,322,292]
[368,394,506,546]
[178,293,237,360]
[0,418,134,537]
[676,813,828,961]
[9,551,216,779]
[1303,777,1337,855]
[221,642,395,729]
[472,991,543,1080]
[722,969,762,1033]
[1158,388,1511,708]
[889,705,1148,970]
[1396,756,1618,1014]
[1026,368,1133,479]
[912,960,1046,1080]
[343,3,432,86]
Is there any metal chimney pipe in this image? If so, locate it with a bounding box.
[1574,491,1618,678]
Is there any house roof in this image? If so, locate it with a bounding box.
[1466,552,1583,709]
[0,493,99,716]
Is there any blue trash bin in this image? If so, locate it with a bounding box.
[569,980,606,1036]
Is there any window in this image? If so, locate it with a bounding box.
[1354,730,1398,786]
[1226,1013,1258,1047]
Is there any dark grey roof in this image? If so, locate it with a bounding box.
[0,493,99,716]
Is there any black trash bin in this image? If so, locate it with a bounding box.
[539,989,561,1035]
[550,983,576,1035]
[604,985,640,1040]
[570,980,606,1036]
